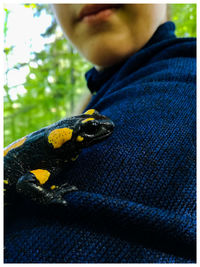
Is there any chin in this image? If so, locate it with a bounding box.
[85,47,136,68]
[91,55,124,68]
[80,36,139,68]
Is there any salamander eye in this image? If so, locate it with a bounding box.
[82,121,99,135]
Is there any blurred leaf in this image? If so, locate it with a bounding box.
[4,46,14,55]
[24,4,37,9]
[170,4,196,37]
[3,8,10,38]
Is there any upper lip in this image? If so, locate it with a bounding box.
[78,4,122,21]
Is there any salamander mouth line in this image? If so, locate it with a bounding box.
[87,131,113,143]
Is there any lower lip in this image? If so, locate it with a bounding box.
[82,8,115,24]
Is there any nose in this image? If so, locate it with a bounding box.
[102,119,115,131]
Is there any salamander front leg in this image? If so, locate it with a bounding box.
[16,170,78,207]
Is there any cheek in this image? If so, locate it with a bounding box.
[53,5,76,41]
[127,4,167,32]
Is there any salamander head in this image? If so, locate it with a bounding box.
[46,109,114,161]
[73,109,115,147]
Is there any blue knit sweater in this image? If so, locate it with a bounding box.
[4,22,196,263]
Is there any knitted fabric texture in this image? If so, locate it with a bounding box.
[4,22,196,263]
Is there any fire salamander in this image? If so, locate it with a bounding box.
[4,109,114,207]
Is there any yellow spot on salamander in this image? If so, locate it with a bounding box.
[30,169,50,185]
[48,128,73,149]
[4,136,26,157]
[84,109,95,115]
[82,118,95,124]
[76,136,84,142]
[50,185,58,190]
[4,180,8,184]
[71,155,79,161]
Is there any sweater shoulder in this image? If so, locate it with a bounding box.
[152,37,196,59]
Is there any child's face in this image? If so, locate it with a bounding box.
[52,4,167,68]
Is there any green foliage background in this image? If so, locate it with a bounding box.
[4,4,196,147]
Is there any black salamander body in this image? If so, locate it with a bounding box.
[4,109,114,206]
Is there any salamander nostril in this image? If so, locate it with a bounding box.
[103,120,115,130]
